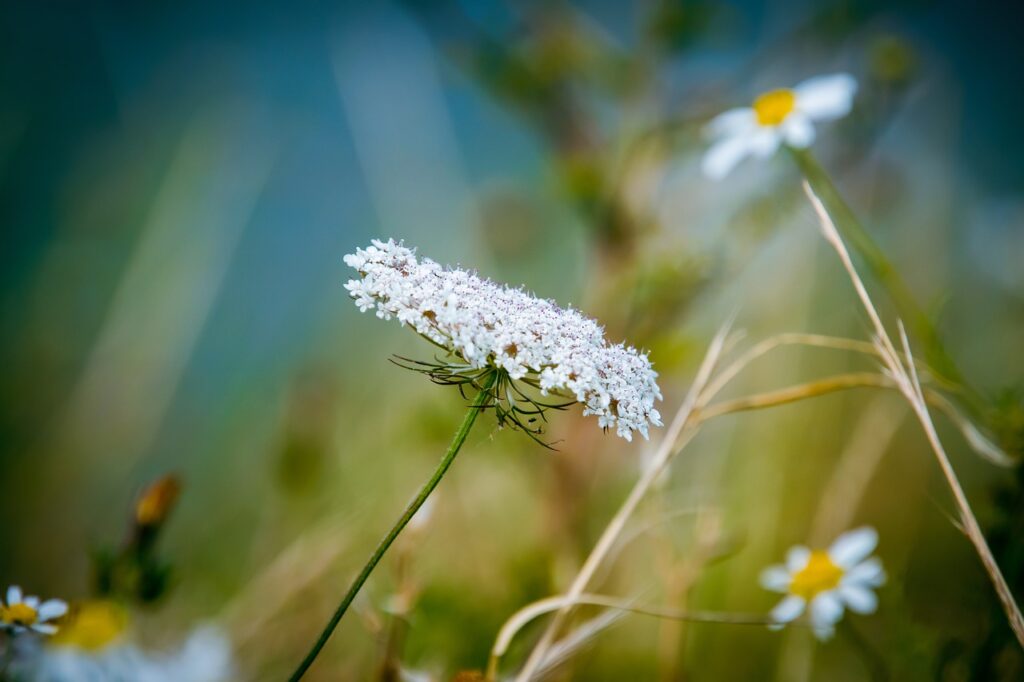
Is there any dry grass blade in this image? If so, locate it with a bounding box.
[511,320,735,681]
[488,593,771,680]
[803,181,1024,649]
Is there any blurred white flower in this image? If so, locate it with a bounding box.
[0,585,67,635]
[702,73,857,180]
[36,627,233,682]
[760,526,885,640]
[344,239,662,441]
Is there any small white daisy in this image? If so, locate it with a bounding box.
[0,586,68,636]
[760,526,885,640]
[702,73,858,180]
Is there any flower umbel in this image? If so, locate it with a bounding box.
[760,527,885,640]
[344,239,662,441]
[1,586,68,636]
[702,73,857,180]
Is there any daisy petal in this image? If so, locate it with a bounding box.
[781,112,815,148]
[748,128,783,158]
[32,623,58,635]
[844,557,886,587]
[813,623,836,641]
[760,565,792,593]
[24,596,39,609]
[38,599,68,621]
[786,545,811,572]
[829,527,878,569]
[810,591,845,631]
[702,135,754,180]
[771,595,806,623]
[839,584,878,614]
[794,73,857,121]
[705,107,757,139]
[6,586,22,606]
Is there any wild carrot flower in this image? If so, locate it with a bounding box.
[702,73,857,180]
[0,586,67,635]
[344,239,663,441]
[760,527,885,640]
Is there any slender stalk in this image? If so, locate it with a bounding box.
[288,372,497,681]
[804,183,1024,649]
[513,324,732,681]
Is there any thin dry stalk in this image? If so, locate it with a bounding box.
[696,372,893,421]
[803,181,1024,648]
[489,592,771,679]
[511,322,735,681]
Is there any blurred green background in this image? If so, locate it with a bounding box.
[2,0,1023,679]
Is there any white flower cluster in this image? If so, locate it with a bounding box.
[344,239,663,440]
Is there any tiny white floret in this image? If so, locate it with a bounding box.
[344,239,663,441]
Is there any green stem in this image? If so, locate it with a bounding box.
[288,372,497,681]
[789,146,985,416]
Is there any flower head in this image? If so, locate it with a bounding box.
[702,73,857,180]
[344,239,662,441]
[1,586,68,636]
[135,475,182,528]
[33,604,233,682]
[760,527,885,640]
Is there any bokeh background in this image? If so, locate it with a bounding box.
[2,0,1024,679]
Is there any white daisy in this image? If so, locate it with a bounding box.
[760,526,885,640]
[702,73,858,180]
[0,586,68,636]
[25,600,233,682]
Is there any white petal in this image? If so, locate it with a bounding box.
[32,623,58,635]
[771,595,806,623]
[794,73,857,121]
[843,557,887,587]
[813,622,836,641]
[705,107,757,139]
[839,584,878,614]
[6,586,22,606]
[760,565,792,593]
[782,112,816,148]
[810,591,845,630]
[24,596,39,609]
[786,545,811,572]
[748,128,783,158]
[829,527,878,568]
[37,599,68,621]
[701,134,754,180]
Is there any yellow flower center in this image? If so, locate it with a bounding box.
[789,550,844,600]
[753,88,796,126]
[49,601,128,651]
[1,602,38,626]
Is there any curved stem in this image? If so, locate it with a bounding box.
[513,324,732,681]
[288,372,497,681]
[488,593,772,680]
